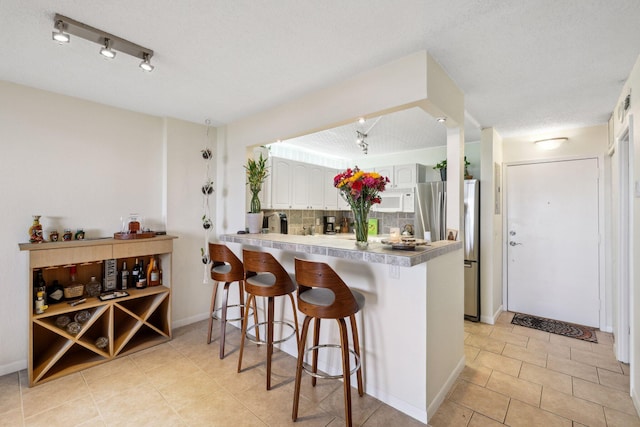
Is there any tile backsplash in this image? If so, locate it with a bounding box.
[264,209,415,236]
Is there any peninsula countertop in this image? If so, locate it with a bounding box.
[219,233,462,267]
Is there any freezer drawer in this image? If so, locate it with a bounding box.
[464,260,480,321]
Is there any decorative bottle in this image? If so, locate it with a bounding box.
[35,291,48,314]
[85,277,101,298]
[136,259,147,289]
[131,258,140,288]
[29,215,44,243]
[120,261,129,290]
[149,257,160,287]
[34,270,47,307]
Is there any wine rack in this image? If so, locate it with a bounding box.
[20,235,175,387]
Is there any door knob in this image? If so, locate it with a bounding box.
[509,231,516,236]
[509,241,522,246]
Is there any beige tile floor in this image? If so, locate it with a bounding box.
[3,313,639,426]
[0,319,424,427]
[430,311,640,427]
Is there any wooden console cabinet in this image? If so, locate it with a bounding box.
[19,235,176,387]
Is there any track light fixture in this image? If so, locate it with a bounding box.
[52,19,70,43]
[51,13,155,71]
[99,38,116,59]
[139,53,154,72]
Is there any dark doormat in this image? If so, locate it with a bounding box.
[511,313,598,343]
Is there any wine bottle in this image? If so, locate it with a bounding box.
[34,269,47,307]
[120,261,129,290]
[131,258,140,289]
[149,257,160,287]
[136,259,147,289]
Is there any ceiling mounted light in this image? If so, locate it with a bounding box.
[534,137,568,150]
[52,20,70,43]
[358,117,366,124]
[99,38,116,59]
[139,53,154,72]
[436,117,447,123]
[51,13,154,71]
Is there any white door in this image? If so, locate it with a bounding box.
[506,158,600,327]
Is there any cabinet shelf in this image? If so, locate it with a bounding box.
[20,236,175,387]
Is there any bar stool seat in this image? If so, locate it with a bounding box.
[207,243,257,359]
[238,249,300,390]
[292,258,365,427]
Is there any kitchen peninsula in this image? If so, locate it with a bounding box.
[220,232,464,423]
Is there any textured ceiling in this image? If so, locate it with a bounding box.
[1,1,639,156]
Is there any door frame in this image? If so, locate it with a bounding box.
[612,117,634,362]
[502,155,607,329]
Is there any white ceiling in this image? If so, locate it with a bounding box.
[1,1,639,157]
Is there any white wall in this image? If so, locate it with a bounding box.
[0,81,209,374]
[480,128,503,323]
[611,54,640,415]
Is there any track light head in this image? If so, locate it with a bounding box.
[52,20,70,43]
[139,53,154,72]
[99,38,116,59]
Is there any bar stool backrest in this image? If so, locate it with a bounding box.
[242,249,296,297]
[209,243,244,282]
[294,258,359,319]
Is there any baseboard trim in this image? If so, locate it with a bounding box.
[427,354,465,422]
[363,384,427,424]
[480,305,503,325]
[0,360,26,377]
[172,312,209,329]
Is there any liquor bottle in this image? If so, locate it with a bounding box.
[35,291,48,314]
[136,259,147,289]
[131,258,140,289]
[149,257,160,287]
[34,270,47,307]
[120,261,129,290]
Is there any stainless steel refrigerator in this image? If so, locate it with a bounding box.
[415,180,480,321]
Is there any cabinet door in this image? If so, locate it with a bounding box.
[271,158,293,209]
[375,166,394,187]
[323,168,338,210]
[307,165,325,209]
[394,164,416,188]
[291,161,310,209]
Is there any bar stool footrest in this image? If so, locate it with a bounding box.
[302,344,361,379]
[245,321,297,345]
[211,304,253,323]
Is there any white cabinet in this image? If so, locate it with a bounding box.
[323,169,339,210]
[270,158,330,210]
[271,158,293,209]
[291,162,324,209]
[376,163,427,189]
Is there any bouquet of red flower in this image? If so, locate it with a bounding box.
[334,167,389,246]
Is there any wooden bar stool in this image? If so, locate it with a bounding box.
[292,258,365,427]
[207,243,257,359]
[238,249,300,390]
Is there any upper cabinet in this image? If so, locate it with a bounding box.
[376,163,427,189]
[270,158,332,210]
[323,168,339,210]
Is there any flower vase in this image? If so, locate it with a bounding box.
[352,206,369,249]
[28,215,44,243]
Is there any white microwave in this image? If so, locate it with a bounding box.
[375,189,415,213]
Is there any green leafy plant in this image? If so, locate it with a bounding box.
[244,153,269,213]
[433,157,471,170]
